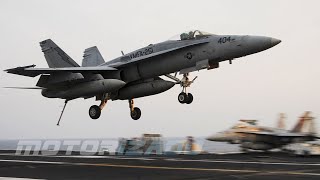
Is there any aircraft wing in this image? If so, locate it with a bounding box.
[4,65,117,77]
[107,40,210,68]
[238,131,313,138]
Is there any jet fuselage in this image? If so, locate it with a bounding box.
[106,35,281,83]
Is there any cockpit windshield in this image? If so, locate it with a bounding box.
[169,30,213,41]
[231,123,249,129]
[180,30,212,40]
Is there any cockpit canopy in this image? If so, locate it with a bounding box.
[169,30,213,41]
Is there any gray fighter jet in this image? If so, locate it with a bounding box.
[206,112,319,151]
[5,30,281,124]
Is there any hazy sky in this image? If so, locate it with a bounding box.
[0,0,319,139]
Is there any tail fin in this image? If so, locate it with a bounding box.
[82,46,105,67]
[40,39,79,68]
[276,113,286,129]
[291,111,316,134]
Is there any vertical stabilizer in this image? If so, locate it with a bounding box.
[82,46,105,67]
[40,39,79,68]
[291,111,316,134]
[277,113,286,129]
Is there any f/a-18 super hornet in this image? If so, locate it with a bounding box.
[206,112,319,151]
[5,30,281,125]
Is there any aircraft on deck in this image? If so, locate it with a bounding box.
[5,30,281,124]
[206,112,319,151]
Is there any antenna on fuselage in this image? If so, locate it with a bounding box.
[121,51,124,55]
[57,100,68,126]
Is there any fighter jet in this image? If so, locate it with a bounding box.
[206,112,319,151]
[4,30,281,124]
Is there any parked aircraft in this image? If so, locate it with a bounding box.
[206,112,319,151]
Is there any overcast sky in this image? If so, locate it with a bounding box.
[0,0,319,139]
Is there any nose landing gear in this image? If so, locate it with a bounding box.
[179,73,195,104]
[166,73,196,104]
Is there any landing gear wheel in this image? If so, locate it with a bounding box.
[89,105,101,119]
[130,107,141,120]
[178,92,188,104]
[186,93,193,104]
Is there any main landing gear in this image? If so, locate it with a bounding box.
[89,105,101,119]
[88,95,141,120]
[165,73,197,104]
[129,99,141,120]
[89,95,109,119]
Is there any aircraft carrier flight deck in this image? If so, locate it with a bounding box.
[0,151,320,180]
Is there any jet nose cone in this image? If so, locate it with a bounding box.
[206,133,223,141]
[206,135,214,141]
[270,38,281,47]
[241,36,281,55]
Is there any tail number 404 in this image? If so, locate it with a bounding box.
[218,36,232,44]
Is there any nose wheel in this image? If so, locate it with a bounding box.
[173,73,196,104]
[178,92,193,104]
[129,99,141,120]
